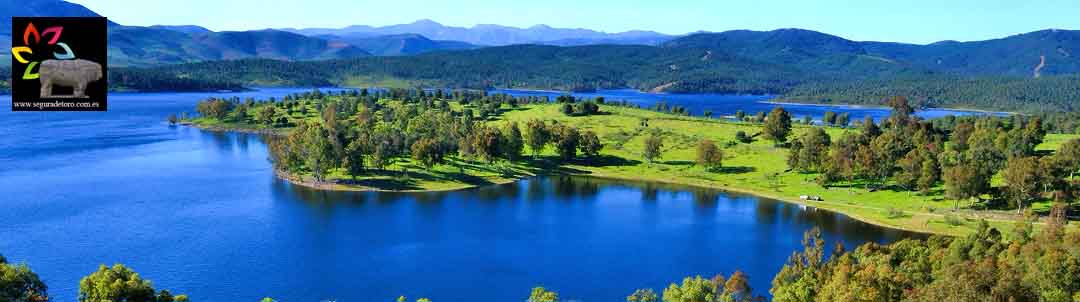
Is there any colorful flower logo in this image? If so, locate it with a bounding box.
[10,22,75,80]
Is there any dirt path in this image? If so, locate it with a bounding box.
[1034,55,1046,78]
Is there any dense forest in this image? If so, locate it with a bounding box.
[105,29,1080,112]
[114,48,1079,112]
[108,68,246,92]
[778,75,1080,113]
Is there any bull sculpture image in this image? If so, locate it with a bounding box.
[38,59,103,98]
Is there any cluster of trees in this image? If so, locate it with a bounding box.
[0,256,186,302]
[109,67,243,92]
[80,264,189,302]
[819,111,852,127]
[772,215,1079,302]
[0,254,47,302]
[787,96,1080,213]
[554,94,609,117]
[220,89,606,181]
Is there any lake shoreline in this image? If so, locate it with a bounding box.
[761,100,1016,115]
[267,149,948,236]
[195,114,951,235]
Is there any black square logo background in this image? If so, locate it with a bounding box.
[11,17,107,111]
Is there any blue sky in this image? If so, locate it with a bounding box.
[71,0,1079,44]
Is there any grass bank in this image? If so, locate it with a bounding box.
[192,102,1078,236]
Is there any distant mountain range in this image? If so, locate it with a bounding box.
[315,33,478,56]
[11,0,1077,80]
[278,19,674,46]
[5,0,1080,111]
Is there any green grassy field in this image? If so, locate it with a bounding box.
[496,104,1079,236]
[192,101,1080,236]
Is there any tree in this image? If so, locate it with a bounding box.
[0,255,48,302]
[821,134,859,189]
[643,132,664,164]
[696,139,723,171]
[735,131,751,144]
[753,112,766,123]
[723,271,754,302]
[885,95,915,121]
[1056,138,1080,179]
[896,149,924,191]
[503,122,525,161]
[195,98,233,120]
[342,134,367,179]
[256,106,276,126]
[528,287,559,302]
[524,119,551,158]
[822,111,837,125]
[411,138,443,168]
[704,110,713,119]
[735,110,746,121]
[232,104,249,122]
[917,157,940,195]
[628,289,659,302]
[79,264,181,302]
[860,116,881,139]
[662,276,718,302]
[1003,156,1043,214]
[550,124,581,161]
[473,125,504,163]
[944,163,989,209]
[561,103,575,116]
[835,113,850,128]
[762,107,792,145]
[789,128,830,172]
[301,122,335,181]
[579,131,603,158]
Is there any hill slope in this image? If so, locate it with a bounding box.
[107,27,371,66]
[320,33,477,56]
[281,19,674,46]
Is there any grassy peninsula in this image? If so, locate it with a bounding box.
[184,89,1080,236]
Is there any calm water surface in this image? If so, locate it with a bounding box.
[0,88,927,302]
[493,88,1006,121]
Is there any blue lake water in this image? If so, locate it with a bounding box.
[0,88,935,302]
[492,88,1006,121]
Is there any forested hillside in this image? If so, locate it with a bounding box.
[778,75,1080,112]
[319,33,478,56]
[113,31,1080,112]
[108,27,372,66]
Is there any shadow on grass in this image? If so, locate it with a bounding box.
[353,178,424,191]
[573,155,642,167]
[711,166,756,174]
[660,160,695,166]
